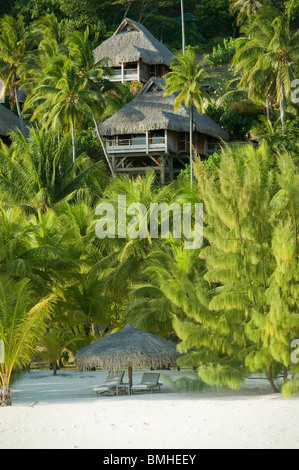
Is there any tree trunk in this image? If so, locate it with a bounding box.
[92,324,100,336]
[122,1,133,22]
[181,0,186,54]
[266,93,271,121]
[1,374,12,406]
[190,103,194,186]
[283,366,288,383]
[93,116,115,176]
[138,0,146,23]
[71,106,76,162]
[268,366,280,393]
[13,69,25,136]
[279,86,285,133]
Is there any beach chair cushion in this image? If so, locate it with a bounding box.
[93,372,124,394]
[131,372,162,393]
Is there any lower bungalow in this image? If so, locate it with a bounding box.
[96,78,229,184]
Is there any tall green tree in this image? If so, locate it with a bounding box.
[0,128,105,211]
[164,49,211,185]
[0,14,32,132]
[233,8,299,131]
[229,0,265,25]
[265,153,299,396]
[24,28,112,162]
[0,276,56,405]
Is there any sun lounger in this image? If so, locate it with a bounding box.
[93,372,124,396]
[131,372,162,394]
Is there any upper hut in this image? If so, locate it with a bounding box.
[97,78,229,183]
[93,18,174,83]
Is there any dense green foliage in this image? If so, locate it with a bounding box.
[0,0,298,404]
[0,0,297,50]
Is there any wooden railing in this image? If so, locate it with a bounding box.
[110,68,139,82]
[106,137,166,153]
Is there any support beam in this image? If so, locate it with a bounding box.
[146,130,149,154]
[168,155,174,181]
[160,155,165,186]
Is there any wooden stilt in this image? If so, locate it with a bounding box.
[160,155,165,186]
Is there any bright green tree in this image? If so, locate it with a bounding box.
[0,128,105,211]
[0,276,56,405]
[0,15,33,132]
[164,49,211,185]
[265,153,299,396]
[229,0,265,25]
[233,8,299,131]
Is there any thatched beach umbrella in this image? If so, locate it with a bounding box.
[75,324,180,386]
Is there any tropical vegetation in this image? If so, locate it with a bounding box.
[0,0,298,405]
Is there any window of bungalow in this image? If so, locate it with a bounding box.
[149,130,165,145]
[179,132,187,152]
[124,62,138,76]
[149,65,156,77]
[112,67,122,77]
[117,134,131,146]
[131,134,146,146]
[149,65,162,78]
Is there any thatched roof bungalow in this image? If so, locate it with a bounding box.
[96,78,229,182]
[93,18,174,83]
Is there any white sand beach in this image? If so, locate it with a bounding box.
[0,369,298,449]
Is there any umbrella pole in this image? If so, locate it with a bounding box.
[128,366,133,387]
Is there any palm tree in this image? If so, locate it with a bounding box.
[0,128,105,211]
[0,15,32,133]
[229,0,265,25]
[164,49,211,185]
[39,328,82,375]
[126,239,214,341]
[0,276,56,405]
[233,8,299,131]
[88,171,176,317]
[24,26,113,163]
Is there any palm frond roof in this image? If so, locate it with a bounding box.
[98,78,229,140]
[93,18,174,67]
[75,324,180,372]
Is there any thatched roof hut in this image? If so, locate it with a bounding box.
[93,18,174,67]
[98,77,229,141]
[75,324,180,375]
[0,104,25,138]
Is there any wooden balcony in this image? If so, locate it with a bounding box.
[106,136,166,154]
[110,67,139,83]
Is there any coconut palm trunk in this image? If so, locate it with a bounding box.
[279,85,285,133]
[0,374,11,406]
[71,105,76,162]
[266,93,271,122]
[93,116,115,176]
[181,0,186,54]
[190,103,194,185]
[13,70,25,135]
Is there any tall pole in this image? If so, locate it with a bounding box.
[181,0,185,55]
